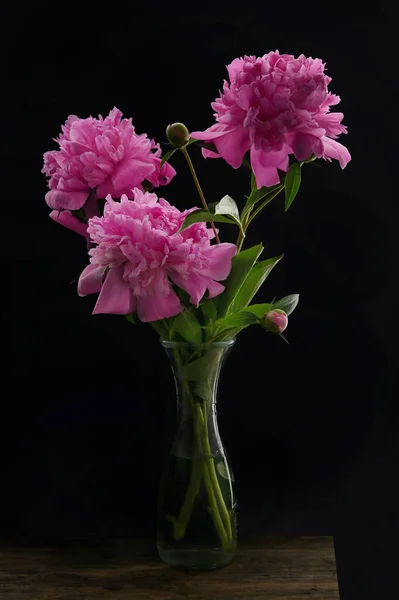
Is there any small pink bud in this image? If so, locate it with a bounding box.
[262,309,288,334]
[166,122,190,148]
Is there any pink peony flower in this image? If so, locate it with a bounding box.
[42,107,176,212]
[77,189,237,322]
[190,51,351,188]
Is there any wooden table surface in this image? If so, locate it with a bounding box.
[0,536,339,599]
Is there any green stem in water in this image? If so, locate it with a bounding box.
[164,348,234,551]
[181,146,220,244]
[165,351,203,540]
[196,404,230,551]
[198,403,233,541]
[168,436,203,539]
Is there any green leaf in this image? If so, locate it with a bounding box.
[272,294,299,316]
[212,328,238,342]
[185,138,200,148]
[175,286,191,306]
[150,320,170,340]
[179,209,239,232]
[125,313,137,325]
[244,303,273,318]
[71,207,88,223]
[160,148,178,167]
[278,332,289,344]
[242,183,284,223]
[285,162,301,211]
[215,310,260,331]
[214,195,240,220]
[213,305,274,341]
[241,156,251,170]
[229,255,283,312]
[181,352,220,382]
[199,141,218,153]
[200,299,217,324]
[214,244,264,318]
[170,310,203,344]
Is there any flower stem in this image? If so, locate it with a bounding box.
[246,186,285,226]
[165,348,234,552]
[170,459,202,539]
[236,228,246,253]
[196,404,231,551]
[181,146,220,244]
[199,403,233,541]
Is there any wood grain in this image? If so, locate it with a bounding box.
[0,536,339,599]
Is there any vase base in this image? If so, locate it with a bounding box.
[157,545,236,571]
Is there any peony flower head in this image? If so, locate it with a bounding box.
[77,189,237,322]
[190,51,351,188]
[42,107,176,212]
[166,122,190,148]
[261,309,288,334]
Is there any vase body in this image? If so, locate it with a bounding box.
[157,340,237,570]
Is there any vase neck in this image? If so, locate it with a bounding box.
[161,340,235,415]
[161,340,234,459]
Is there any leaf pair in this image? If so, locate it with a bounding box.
[179,195,242,233]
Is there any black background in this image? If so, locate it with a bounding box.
[2,3,398,598]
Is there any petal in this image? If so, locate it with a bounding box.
[206,280,225,299]
[158,161,177,186]
[290,132,324,162]
[50,210,89,239]
[78,264,106,296]
[45,189,89,210]
[201,147,221,159]
[190,124,233,141]
[213,127,250,169]
[321,136,351,168]
[168,271,207,306]
[93,266,136,314]
[200,243,237,280]
[250,146,288,187]
[136,287,182,322]
[111,159,156,195]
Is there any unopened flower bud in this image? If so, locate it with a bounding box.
[262,309,288,334]
[166,122,190,148]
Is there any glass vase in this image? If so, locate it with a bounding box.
[157,339,237,570]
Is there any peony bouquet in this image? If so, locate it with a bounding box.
[43,51,350,569]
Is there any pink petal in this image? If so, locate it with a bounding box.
[78,264,106,296]
[169,271,207,306]
[321,136,351,168]
[45,189,89,211]
[290,132,324,162]
[136,288,182,322]
[206,280,225,299]
[110,158,155,195]
[200,243,237,280]
[212,127,250,169]
[149,161,177,187]
[50,210,89,239]
[92,266,136,314]
[201,148,221,159]
[190,124,234,141]
[250,145,290,188]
